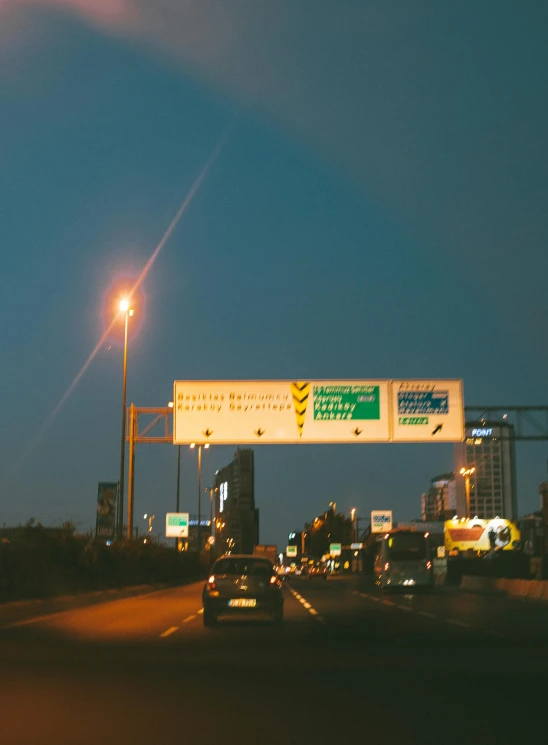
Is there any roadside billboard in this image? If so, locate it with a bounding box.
[371,510,393,533]
[95,482,118,539]
[444,518,520,554]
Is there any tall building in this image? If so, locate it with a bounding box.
[454,422,517,520]
[421,473,457,521]
[213,448,259,554]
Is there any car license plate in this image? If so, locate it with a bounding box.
[228,598,257,608]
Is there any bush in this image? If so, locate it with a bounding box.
[0,526,200,602]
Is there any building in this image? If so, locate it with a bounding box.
[421,473,457,521]
[454,422,517,520]
[213,448,259,554]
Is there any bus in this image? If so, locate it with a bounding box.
[374,529,433,591]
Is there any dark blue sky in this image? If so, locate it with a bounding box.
[1,1,547,546]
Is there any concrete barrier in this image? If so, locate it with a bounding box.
[461,575,548,603]
[461,576,500,594]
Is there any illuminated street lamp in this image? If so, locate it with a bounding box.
[350,508,358,543]
[460,467,476,518]
[118,297,134,541]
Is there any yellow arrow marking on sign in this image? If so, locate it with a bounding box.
[290,382,310,438]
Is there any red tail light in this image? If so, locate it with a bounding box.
[270,575,278,585]
[426,561,432,571]
[207,575,217,590]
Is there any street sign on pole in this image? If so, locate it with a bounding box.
[371,511,393,533]
[286,546,298,558]
[173,379,464,445]
[174,380,390,444]
[165,512,189,538]
[390,380,464,442]
[329,543,342,556]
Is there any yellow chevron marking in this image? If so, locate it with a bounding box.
[290,382,310,437]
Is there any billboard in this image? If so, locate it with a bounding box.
[444,518,520,554]
[173,379,464,445]
[95,482,118,539]
[165,513,189,538]
[371,510,393,533]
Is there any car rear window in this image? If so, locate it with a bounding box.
[214,558,272,576]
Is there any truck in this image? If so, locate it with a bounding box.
[253,545,278,564]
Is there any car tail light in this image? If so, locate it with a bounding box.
[207,575,217,590]
[426,561,432,570]
[384,562,390,571]
[270,575,278,585]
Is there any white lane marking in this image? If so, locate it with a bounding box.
[446,618,471,628]
[288,587,322,622]
[382,600,395,606]
[182,615,196,623]
[160,626,179,638]
[370,597,380,602]
[360,593,369,598]
[397,605,413,612]
[418,611,437,619]
[197,608,204,615]
[487,630,506,639]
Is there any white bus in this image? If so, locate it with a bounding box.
[374,529,433,591]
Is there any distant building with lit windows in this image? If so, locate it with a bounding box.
[213,448,259,554]
[421,472,457,521]
[454,422,517,520]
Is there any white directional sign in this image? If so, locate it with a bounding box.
[173,379,464,445]
[371,510,393,533]
[173,380,390,444]
[390,380,464,442]
[286,545,298,558]
[165,512,189,538]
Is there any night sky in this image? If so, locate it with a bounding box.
[1,1,547,547]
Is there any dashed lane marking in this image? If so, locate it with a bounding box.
[182,615,196,623]
[445,618,471,628]
[288,587,322,623]
[417,611,437,619]
[487,630,507,639]
[197,608,204,615]
[397,605,413,612]
[160,626,179,638]
[382,600,395,606]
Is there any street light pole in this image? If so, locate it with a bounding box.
[197,445,202,554]
[460,467,476,518]
[118,301,132,541]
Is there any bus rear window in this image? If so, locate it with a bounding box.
[387,533,426,561]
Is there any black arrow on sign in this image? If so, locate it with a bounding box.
[255,428,265,437]
[432,424,443,436]
[354,428,363,436]
[202,429,213,438]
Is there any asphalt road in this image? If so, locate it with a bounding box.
[1,575,547,745]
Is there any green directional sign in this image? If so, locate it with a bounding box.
[313,385,380,421]
[286,545,298,558]
[330,543,342,556]
[399,416,429,425]
[165,512,189,538]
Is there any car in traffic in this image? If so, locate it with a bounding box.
[202,554,284,626]
[307,562,328,580]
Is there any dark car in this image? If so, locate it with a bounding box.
[202,554,284,627]
[307,562,328,580]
